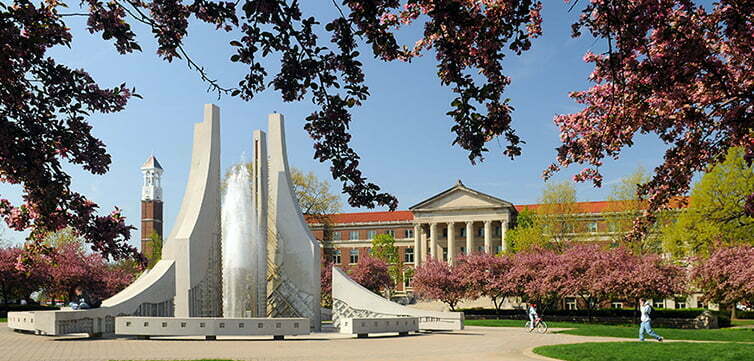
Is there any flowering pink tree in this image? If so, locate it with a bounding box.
[555,245,617,319]
[0,247,50,305]
[348,255,393,296]
[545,1,754,238]
[691,246,754,318]
[320,257,333,307]
[457,253,514,316]
[46,243,134,303]
[412,259,469,311]
[506,248,562,310]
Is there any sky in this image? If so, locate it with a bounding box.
[0,2,677,248]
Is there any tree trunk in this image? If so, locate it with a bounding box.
[731,304,737,320]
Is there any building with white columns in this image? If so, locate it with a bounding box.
[307,180,685,295]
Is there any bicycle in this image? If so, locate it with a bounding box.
[525,317,548,334]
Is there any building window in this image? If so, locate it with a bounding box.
[586,221,598,233]
[349,231,359,240]
[349,249,359,264]
[565,297,577,310]
[332,250,341,264]
[332,231,342,241]
[442,228,448,238]
[478,246,484,253]
[385,229,395,237]
[405,229,414,238]
[675,298,687,309]
[460,247,465,255]
[495,245,503,254]
[611,301,624,309]
[404,248,414,263]
[404,273,413,289]
[367,230,377,239]
[477,227,484,237]
[495,226,501,236]
[459,227,465,237]
[653,300,665,309]
[442,247,448,261]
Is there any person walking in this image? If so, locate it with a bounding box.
[639,298,664,342]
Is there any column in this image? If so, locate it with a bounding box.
[429,223,438,260]
[420,225,428,263]
[501,220,508,253]
[465,221,473,255]
[484,220,492,254]
[413,224,422,267]
[447,222,456,264]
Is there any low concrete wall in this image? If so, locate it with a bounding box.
[339,317,419,337]
[116,317,310,338]
[332,267,463,331]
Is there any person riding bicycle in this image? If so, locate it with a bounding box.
[528,302,539,331]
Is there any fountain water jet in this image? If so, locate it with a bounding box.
[222,164,265,317]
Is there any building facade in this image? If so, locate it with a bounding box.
[308,180,692,308]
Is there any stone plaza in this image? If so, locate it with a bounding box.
[0,322,626,361]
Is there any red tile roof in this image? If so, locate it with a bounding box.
[306,210,414,224]
[307,198,688,224]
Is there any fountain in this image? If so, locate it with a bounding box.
[222,164,265,318]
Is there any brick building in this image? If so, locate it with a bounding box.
[308,180,687,298]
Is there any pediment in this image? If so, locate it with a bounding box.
[410,181,514,211]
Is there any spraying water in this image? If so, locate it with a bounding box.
[222,164,265,317]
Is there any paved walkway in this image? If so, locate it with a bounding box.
[0,323,626,361]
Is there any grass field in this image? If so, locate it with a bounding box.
[731,319,754,327]
[533,342,754,361]
[464,319,754,342]
[0,317,6,323]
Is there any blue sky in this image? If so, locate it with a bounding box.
[1,2,674,247]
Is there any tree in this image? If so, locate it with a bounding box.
[506,248,562,310]
[691,246,754,319]
[412,259,469,311]
[291,168,342,218]
[370,233,403,297]
[348,255,393,296]
[458,253,514,317]
[544,1,754,240]
[613,252,687,320]
[662,147,754,258]
[146,232,164,269]
[604,167,667,254]
[507,209,547,253]
[0,247,50,305]
[4,0,750,263]
[556,245,628,321]
[45,242,135,303]
[320,256,333,308]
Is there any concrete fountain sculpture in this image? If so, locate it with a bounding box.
[7,105,321,337]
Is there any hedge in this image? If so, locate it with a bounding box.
[461,307,730,327]
[0,304,59,318]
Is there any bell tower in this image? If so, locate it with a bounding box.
[140,155,164,262]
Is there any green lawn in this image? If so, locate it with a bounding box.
[0,317,6,323]
[465,319,754,342]
[533,342,754,361]
[731,319,754,327]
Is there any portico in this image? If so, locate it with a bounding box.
[410,180,516,266]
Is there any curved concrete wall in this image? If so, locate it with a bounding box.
[162,104,223,317]
[332,267,464,331]
[265,114,321,330]
[8,104,221,335]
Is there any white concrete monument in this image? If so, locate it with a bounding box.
[7,105,322,336]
